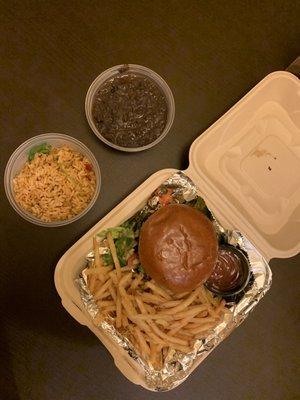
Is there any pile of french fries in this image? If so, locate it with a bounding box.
[86,233,226,369]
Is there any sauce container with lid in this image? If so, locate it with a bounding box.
[55,71,300,389]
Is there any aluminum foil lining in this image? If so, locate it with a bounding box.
[77,171,272,391]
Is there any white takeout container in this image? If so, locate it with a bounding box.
[54,72,300,389]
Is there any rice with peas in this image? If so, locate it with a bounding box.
[13,145,96,222]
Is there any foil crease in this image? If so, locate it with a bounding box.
[77,171,272,391]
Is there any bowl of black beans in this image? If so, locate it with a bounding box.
[85,64,175,152]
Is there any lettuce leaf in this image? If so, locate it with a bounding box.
[97,226,136,267]
[97,226,135,241]
[28,143,52,161]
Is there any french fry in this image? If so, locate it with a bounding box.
[143,303,156,314]
[199,287,216,316]
[116,295,122,328]
[170,304,209,319]
[121,296,137,319]
[198,310,209,318]
[156,319,169,328]
[130,274,143,290]
[164,343,191,354]
[149,342,158,367]
[85,266,107,276]
[118,285,128,298]
[174,291,190,299]
[160,299,182,308]
[94,289,110,300]
[174,330,194,339]
[107,232,121,280]
[188,321,216,335]
[148,321,188,346]
[88,274,97,294]
[215,299,226,314]
[156,344,163,369]
[168,315,196,335]
[135,314,174,321]
[139,292,165,305]
[108,285,117,302]
[93,236,103,269]
[97,300,114,308]
[109,270,118,286]
[163,287,201,315]
[165,347,176,362]
[96,304,116,313]
[118,272,133,289]
[135,327,150,358]
[93,279,112,300]
[169,316,215,331]
[135,296,147,315]
[122,314,129,328]
[89,237,103,292]
[147,331,165,345]
[144,281,172,300]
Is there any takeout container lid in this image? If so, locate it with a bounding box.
[54,71,300,390]
[185,71,300,261]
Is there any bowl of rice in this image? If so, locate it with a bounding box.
[4,133,101,226]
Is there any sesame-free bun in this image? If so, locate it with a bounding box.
[139,204,218,293]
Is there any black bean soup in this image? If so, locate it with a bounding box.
[92,70,168,148]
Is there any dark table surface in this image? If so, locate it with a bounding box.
[1,1,299,399]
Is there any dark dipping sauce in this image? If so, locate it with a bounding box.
[92,72,168,148]
[205,245,250,296]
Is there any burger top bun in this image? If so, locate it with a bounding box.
[138,204,218,293]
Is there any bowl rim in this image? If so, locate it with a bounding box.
[85,64,175,152]
[4,133,101,227]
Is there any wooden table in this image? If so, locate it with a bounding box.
[1,1,299,399]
